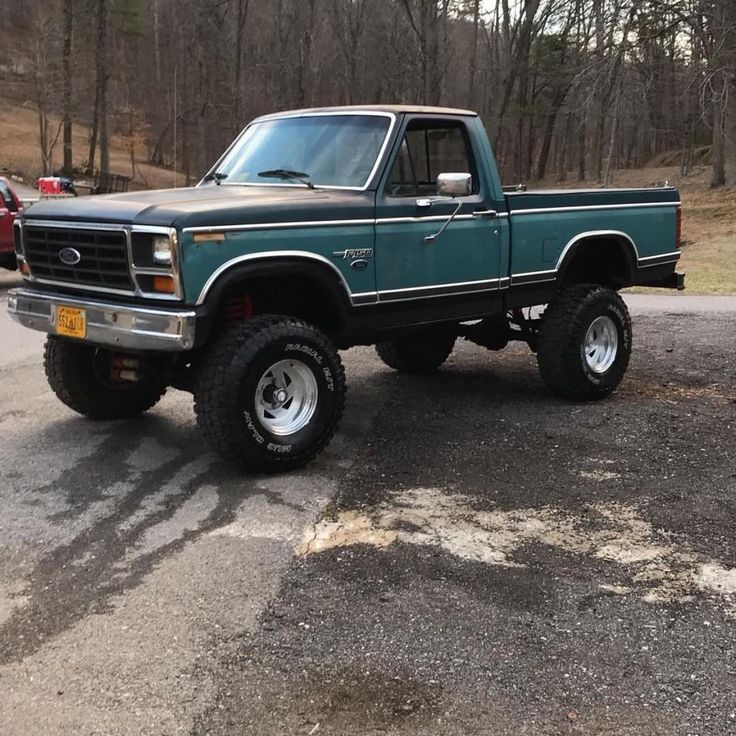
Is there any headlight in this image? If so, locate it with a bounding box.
[152,235,173,265]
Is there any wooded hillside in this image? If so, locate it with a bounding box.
[1,0,735,187]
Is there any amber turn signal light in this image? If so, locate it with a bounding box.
[19,260,29,275]
[152,275,175,294]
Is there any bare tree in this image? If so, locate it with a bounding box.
[4,0,736,186]
[61,0,73,176]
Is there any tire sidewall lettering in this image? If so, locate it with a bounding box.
[580,299,631,387]
[242,410,266,445]
[241,335,337,457]
[285,343,323,365]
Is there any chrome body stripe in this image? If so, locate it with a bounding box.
[510,271,556,285]
[184,212,510,234]
[638,251,681,262]
[375,214,476,225]
[378,277,501,295]
[508,201,681,216]
[184,202,678,234]
[505,186,677,195]
[183,218,375,234]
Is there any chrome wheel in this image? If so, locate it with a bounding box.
[255,359,318,436]
[584,315,618,373]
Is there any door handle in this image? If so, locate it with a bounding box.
[472,209,498,218]
[424,201,462,244]
[416,198,432,208]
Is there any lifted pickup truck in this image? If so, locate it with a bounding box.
[8,105,683,471]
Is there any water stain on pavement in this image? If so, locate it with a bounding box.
[298,487,736,615]
[0,415,296,666]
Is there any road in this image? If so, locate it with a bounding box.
[1,271,735,735]
[6,179,39,205]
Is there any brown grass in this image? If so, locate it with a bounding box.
[544,166,736,295]
[0,98,187,190]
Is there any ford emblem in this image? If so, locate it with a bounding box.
[59,247,82,266]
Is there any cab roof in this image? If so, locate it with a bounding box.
[255,105,478,121]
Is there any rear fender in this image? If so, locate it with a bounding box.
[556,230,638,288]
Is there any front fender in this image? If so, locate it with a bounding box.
[190,255,355,342]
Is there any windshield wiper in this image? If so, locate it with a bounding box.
[202,171,228,185]
[258,169,315,189]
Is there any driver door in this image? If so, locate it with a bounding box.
[373,116,502,302]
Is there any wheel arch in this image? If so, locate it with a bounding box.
[195,254,355,338]
[556,230,638,288]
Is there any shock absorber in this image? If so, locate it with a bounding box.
[111,355,141,382]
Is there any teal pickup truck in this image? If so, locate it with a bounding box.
[8,105,683,471]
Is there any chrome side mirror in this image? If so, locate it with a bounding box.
[437,172,472,198]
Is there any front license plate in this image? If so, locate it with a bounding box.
[56,306,87,339]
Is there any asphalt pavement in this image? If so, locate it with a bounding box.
[6,179,39,205]
[1,271,735,735]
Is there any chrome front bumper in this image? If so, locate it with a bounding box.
[7,288,197,351]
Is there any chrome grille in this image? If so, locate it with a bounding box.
[24,226,133,291]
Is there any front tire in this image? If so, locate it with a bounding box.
[44,337,167,419]
[193,316,346,472]
[376,328,456,374]
[536,284,632,401]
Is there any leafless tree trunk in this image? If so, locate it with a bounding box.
[233,0,250,133]
[61,0,73,176]
[4,0,736,187]
[98,0,110,181]
[87,0,109,178]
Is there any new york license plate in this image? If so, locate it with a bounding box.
[56,306,87,339]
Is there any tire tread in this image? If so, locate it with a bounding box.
[376,330,456,374]
[537,283,631,401]
[43,337,166,419]
[193,315,346,472]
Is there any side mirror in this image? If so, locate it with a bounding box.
[437,172,472,198]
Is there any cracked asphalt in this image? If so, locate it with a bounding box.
[1,269,735,735]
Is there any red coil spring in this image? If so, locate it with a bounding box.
[223,294,254,321]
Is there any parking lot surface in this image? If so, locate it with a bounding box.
[1,271,735,735]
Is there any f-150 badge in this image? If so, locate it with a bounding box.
[332,248,373,260]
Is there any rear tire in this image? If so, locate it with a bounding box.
[376,328,456,374]
[44,337,166,419]
[536,284,632,401]
[193,315,346,472]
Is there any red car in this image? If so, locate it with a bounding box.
[0,176,23,270]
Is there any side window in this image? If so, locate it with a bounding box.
[0,182,17,212]
[387,121,476,197]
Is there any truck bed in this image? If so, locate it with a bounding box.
[503,186,681,288]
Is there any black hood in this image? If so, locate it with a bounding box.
[23,184,374,229]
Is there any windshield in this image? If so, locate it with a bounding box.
[207,114,393,189]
